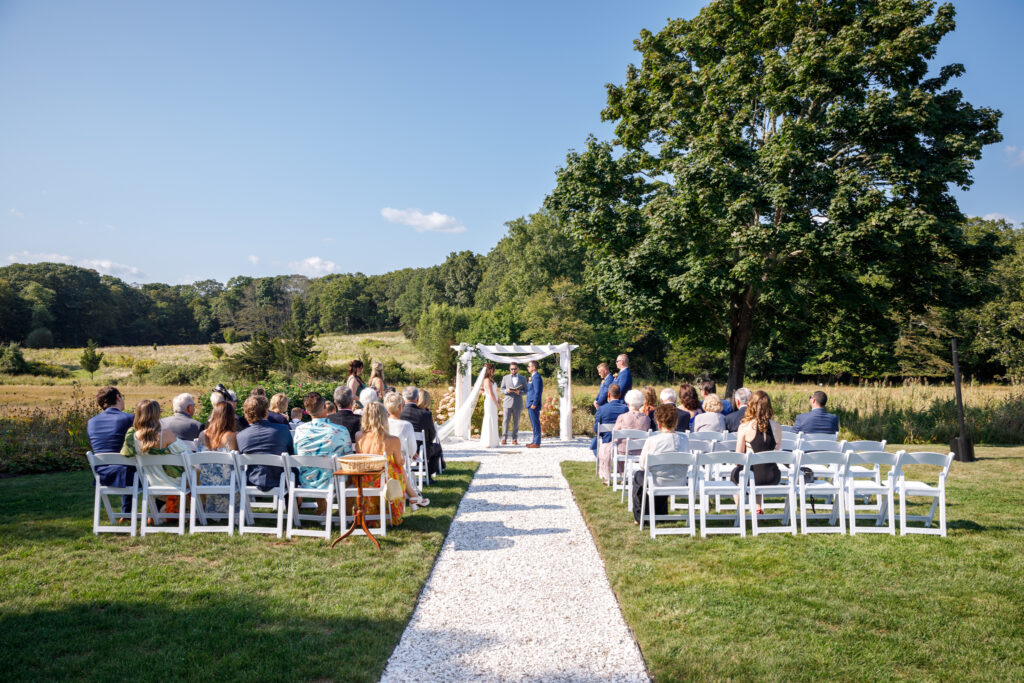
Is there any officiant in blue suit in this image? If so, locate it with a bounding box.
[525,360,543,448]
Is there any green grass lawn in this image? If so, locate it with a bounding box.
[563,446,1024,681]
[0,461,477,682]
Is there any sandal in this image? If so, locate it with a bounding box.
[409,497,431,510]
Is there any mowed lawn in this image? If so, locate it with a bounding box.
[563,446,1024,681]
[0,462,477,682]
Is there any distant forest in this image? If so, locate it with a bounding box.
[1,212,1022,383]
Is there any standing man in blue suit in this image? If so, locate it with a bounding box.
[87,386,135,514]
[593,363,614,409]
[614,354,633,396]
[525,360,543,448]
[793,391,839,434]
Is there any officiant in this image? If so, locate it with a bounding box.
[500,362,528,445]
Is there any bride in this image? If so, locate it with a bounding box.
[480,363,500,448]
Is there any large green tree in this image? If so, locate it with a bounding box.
[548,0,1001,393]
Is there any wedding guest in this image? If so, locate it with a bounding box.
[401,386,444,476]
[325,400,337,415]
[613,354,633,396]
[598,389,650,484]
[369,361,387,397]
[329,386,361,439]
[641,386,659,422]
[793,391,839,434]
[631,404,690,523]
[415,389,445,471]
[694,394,726,432]
[594,363,615,408]
[289,407,304,429]
[210,385,248,431]
[294,391,353,514]
[678,383,702,431]
[267,393,290,425]
[121,399,185,514]
[197,402,239,515]
[724,388,751,432]
[591,383,628,455]
[356,403,412,525]
[700,379,733,415]
[385,392,429,506]
[236,395,294,492]
[357,388,378,413]
[160,393,201,441]
[347,360,366,405]
[87,386,135,514]
[733,390,784,513]
[659,388,690,433]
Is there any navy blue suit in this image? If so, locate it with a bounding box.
[614,368,632,396]
[590,399,629,453]
[594,374,614,407]
[793,407,839,435]
[526,371,543,445]
[236,419,294,491]
[87,407,136,512]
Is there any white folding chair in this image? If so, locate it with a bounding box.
[801,431,839,442]
[412,430,429,489]
[697,451,748,537]
[687,436,718,454]
[236,452,288,537]
[334,455,389,537]
[795,450,847,534]
[639,451,697,538]
[780,425,797,433]
[712,438,738,452]
[780,433,802,451]
[136,453,189,536]
[844,440,887,511]
[691,430,726,442]
[845,451,901,535]
[747,451,798,536]
[185,451,236,534]
[612,428,649,499]
[285,455,337,540]
[897,451,953,536]
[87,452,139,536]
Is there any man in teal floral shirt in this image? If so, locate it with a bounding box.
[294,391,354,491]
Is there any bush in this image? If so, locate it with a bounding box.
[30,362,71,378]
[0,383,93,474]
[0,343,29,374]
[132,359,156,377]
[25,327,53,349]
[147,363,210,385]
[209,344,225,360]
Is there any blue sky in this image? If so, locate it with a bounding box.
[1,1,1021,284]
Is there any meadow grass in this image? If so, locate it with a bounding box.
[562,446,1024,681]
[0,461,477,682]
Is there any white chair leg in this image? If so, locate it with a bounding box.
[93,486,102,535]
[699,486,708,538]
[899,488,907,536]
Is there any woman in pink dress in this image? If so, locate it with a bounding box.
[598,389,650,484]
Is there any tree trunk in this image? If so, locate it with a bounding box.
[726,289,757,397]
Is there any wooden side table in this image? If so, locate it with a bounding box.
[330,469,384,550]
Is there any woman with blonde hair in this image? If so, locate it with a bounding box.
[356,402,410,525]
[733,390,783,513]
[384,392,430,508]
[267,393,290,425]
[693,394,726,432]
[369,361,386,397]
[416,389,432,411]
[640,386,659,422]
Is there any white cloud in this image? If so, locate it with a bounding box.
[380,207,467,234]
[78,259,144,278]
[9,208,24,217]
[8,250,71,264]
[982,212,1019,225]
[290,256,337,277]
[247,254,260,265]
[1006,145,1024,167]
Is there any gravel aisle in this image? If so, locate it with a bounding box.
[381,437,649,682]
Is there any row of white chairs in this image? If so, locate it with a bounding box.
[636,448,953,539]
[87,450,391,540]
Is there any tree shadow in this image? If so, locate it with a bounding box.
[472,503,565,512]
[473,473,553,480]
[471,484,562,493]
[452,520,569,551]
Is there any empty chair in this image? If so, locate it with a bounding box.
[712,438,738,452]
[236,452,288,537]
[845,451,901,535]
[185,451,237,534]
[697,451,749,537]
[87,452,139,536]
[746,450,798,535]
[284,455,337,540]
[801,432,839,442]
[135,451,190,536]
[780,433,801,451]
[687,436,718,453]
[639,451,697,538]
[795,450,847,534]
[897,451,953,536]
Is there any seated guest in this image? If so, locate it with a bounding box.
[356,402,409,524]
[641,386,659,422]
[400,386,444,476]
[733,390,783,513]
[590,384,628,455]
[87,386,135,515]
[724,388,751,432]
[416,389,444,471]
[267,393,290,425]
[209,385,248,431]
[160,393,201,441]
[289,407,304,429]
[197,402,239,515]
[631,404,690,523]
[659,388,690,433]
[121,399,188,513]
[598,389,650,484]
[384,392,429,507]
[293,392,353,514]
[328,386,362,440]
[694,394,726,432]
[700,379,732,415]
[357,387,378,414]
[678,383,703,431]
[593,362,615,409]
[793,390,839,434]
[236,395,294,492]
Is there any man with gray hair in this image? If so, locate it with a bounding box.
[724,387,752,432]
[400,386,444,477]
[160,392,201,441]
[328,385,361,439]
[659,387,689,433]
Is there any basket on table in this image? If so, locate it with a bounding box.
[335,454,387,475]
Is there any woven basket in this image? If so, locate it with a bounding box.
[335,454,386,475]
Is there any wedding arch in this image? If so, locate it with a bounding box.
[446,342,579,441]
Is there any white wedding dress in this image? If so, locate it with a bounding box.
[481,379,500,448]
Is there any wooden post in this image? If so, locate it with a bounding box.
[950,338,975,462]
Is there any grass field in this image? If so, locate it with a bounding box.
[562,446,1024,681]
[0,461,477,682]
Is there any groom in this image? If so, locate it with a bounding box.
[526,360,543,448]
[500,362,527,445]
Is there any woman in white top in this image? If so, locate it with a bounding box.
[693,394,726,432]
[631,404,690,524]
[383,392,428,506]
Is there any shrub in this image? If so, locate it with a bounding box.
[0,343,30,374]
[209,344,225,360]
[25,327,53,349]
[147,363,210,385]
[132,359,156,377]
[30,362,71,378]
[80,340,103,379]
[0,383,93,474]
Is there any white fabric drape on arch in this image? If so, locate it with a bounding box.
[436,366,487,443]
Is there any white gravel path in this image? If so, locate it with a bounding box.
[381,436,650,682]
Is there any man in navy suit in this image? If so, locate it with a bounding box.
[525,360,543,448]
[590,384,628,454]
[613,354,633,396]
[236,395,294,491]
[593,363,614,409]
[87,386,135,513]
[793,391,839,434]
